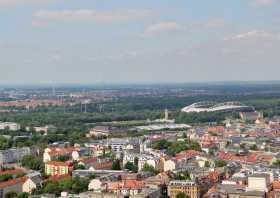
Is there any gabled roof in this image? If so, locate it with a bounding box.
[0,177,27,189]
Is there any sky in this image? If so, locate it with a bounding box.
[0,0,280,84]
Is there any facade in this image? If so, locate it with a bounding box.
[78,157,113,170]
[240,112,263,122]
[246,174,271,192]
[0,177,26,198]
[45,161,73,176]
[168,180,200,198]
[43,147,81,163]
[160,158,176,172]
[86,126,110,138]
[106,180,145,196]
[22,172,42,193]
[88,179,103,192]
[0,147,31,165]
[109,139,127,153]
[0,122,20,131]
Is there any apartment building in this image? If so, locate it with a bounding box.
[0,147,31,165]
[45,161,73,176]
[168,180,200,198]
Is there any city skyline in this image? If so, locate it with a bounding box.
[1,0,280,84]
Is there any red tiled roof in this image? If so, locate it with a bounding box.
[176,150,204,161]
[46,147,78,157]
[0,169,25,176]
[79,157,97,164]
[273,181,280,190]
[45,161,72,167]
[108,180,145,190]
[0,177,27,189]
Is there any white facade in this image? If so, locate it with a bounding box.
[110,139,127,153]
[88,179,102,192]
[0,122,20,131]
[246,174,271,192]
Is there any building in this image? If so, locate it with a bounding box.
[43,147,82,163]
[22,172,43,194]
[246,173,271,192]
[78,157,113,170]
[168,180,200,198]
[27,125,56,134]
[45,161,73,176]
[109,138,127,153]
[86,126,110,138]
[106,180,145,196]
[0,147,31,165]
[240,112,263,122]
[240,191,265,198]
[160,158,176,172]
[0,177,26,198]
[0,122,20,131]
[88,179,103,192]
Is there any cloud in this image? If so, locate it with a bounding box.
[32,9,157,26]
[254,0,275,6]
[0,0,60,6]
[224,30,279,41]
[142,19,225,38]
[144,22,186,35]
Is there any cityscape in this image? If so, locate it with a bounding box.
[1,1,280,198]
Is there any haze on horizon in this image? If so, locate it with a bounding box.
[1,0,280,84]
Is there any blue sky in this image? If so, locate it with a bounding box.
[0,0,280,84]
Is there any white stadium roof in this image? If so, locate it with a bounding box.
[181,101,254,113]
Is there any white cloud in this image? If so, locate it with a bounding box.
[32,9,157,26]
[0,0,60,6]
[224,30,279,41]
[145,22,186,35]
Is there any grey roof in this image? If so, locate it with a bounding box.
[216,184,245,194]
[241,191,265,197]
[249,173,270,178]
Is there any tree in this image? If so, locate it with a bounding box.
[71,177,89,194]
[43,181,60,196]
[57,155,70,162]
[240,144,246,149]
[21,155,44,171]
[134,157,139,167]
[174,171,190,180]
[124,162,138,173]
[176,192,189,198]
[152,139,172,150]
[88,174,96,179]
[73,161,86,170]
[215,160,227,167]
[17,192,29,198]
[0,174,13,182]
[112,159,121,170]
[142,163,159,175]
[250,144,258,151]
[0,136,12,150]
[205,161,210,168]
[273,160,280,168]
[4,192,17,198]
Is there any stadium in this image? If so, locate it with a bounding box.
[181,101,255,113]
